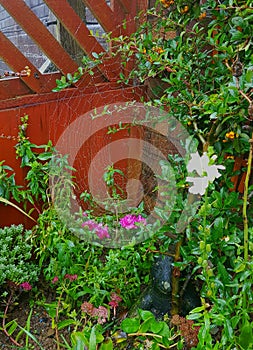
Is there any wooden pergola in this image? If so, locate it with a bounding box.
[0,0,147,103]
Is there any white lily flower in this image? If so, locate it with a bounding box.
[186,152,225,195]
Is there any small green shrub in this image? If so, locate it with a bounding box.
[0,224,40,287]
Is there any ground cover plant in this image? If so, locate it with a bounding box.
[1,0,253,349]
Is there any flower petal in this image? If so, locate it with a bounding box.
[186,176,209,195]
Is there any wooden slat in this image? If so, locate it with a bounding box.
[0,77,32,100]
[0,0,79,75]
[117,0,132,13]
[83,0,119,34]
[137,0,148,12]
[0,72,63,101]
[0,82,145,110]
[44,0,118,82]
[0,31,56,93]
[45,0,107,56]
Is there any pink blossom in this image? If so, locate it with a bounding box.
[94,306,108,324]
[52,276,59,284]
[64,274,78,282]
[81,301,95,315]
[81,302,108,324]
[119,214,146,230]
[19,282,32,291]
[82,219,110,239]
[109,292,122,315]
[96,223,110,239]
[108,300,118,308]
[110,292,122,303]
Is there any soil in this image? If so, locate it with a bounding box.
[0,289,71,350]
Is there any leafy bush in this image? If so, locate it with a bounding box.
[0,225,39,287]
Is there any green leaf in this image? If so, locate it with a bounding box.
[17,324,44,350]
[157,322,170,337]
[187,312,203,320]
[66,73,73,81]
[57,319,76,330]
[89,325,97,350]
[6,320,18,335]
[138,309,155,321]
[150,320,163,334]
[111,330,127,344]
[238,321,253,349]
[100,338,113,350]
[139,318,153,333]
[37,152,52,161]
[121,317,140,333]
[235,262,246,273]
[188,305,206,313]
[71,332,88,350]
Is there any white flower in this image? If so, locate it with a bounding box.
[186,152,225,195]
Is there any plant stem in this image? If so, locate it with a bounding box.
[242,131,253,262]
[2,292,22,347]
[171,238,183,315]
[55,285,66,350]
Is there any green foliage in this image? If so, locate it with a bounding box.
[52,53,104,92]
[114,0,252,154]
[1,1,253,349]
[116,309,182,349]
[0,161,21,201]
[0,225,39,286]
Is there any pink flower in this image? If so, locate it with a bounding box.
[108,300,118,308]
[81,302,108,324]
[64,274,78,281]
[81,301,95,315]
[110,292,122,303]
[82,219,110,239]
[19,282,32,291]
[109,292,122,316]
[94,306,108,324]
[119,214,146,230]
[96,223,110,239]
[52,276,59,284]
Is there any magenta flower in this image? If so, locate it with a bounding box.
[119,214,146,230]
[108,300,118,308]
[96,223,110,239]
[19,282,32,291]
[109,292,122,315]
[82,219,110,239]
[52,276,59,284]
[64,274,78,282]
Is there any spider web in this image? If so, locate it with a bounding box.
[0,0,199,245]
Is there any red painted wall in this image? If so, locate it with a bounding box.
[0,85,145,227]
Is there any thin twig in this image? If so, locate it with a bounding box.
[2,292,22,347]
